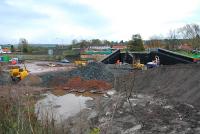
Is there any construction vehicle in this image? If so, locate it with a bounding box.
[74,60,87,66]
[129,53,145,70]
[133,59,145,70]
[147,56,160,68]
[10,64,29,81]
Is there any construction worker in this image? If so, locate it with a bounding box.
[155,56,160,65]
[116,60,120,64]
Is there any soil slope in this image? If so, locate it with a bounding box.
[133,64,200,107]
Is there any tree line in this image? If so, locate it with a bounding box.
[13,23,200,53]
[69,36,145,52]
[147,23,200,50]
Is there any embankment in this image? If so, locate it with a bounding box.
[133,64,200,107]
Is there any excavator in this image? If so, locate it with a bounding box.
[147,56,160,68]
[129,53,145,70]
[10,63,29,81]
[74,60,87,66]
[133,59,145,70]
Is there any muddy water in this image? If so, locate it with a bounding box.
[35,93,93,122]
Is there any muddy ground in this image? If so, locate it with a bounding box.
[55,63,200,134]
[0,61,74,97]
[1,62,200,133]
[63,92,200,134]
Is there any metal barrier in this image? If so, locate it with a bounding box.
[101,49,120,64]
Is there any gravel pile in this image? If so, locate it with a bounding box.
[67,62,114,83]
[19,74,42,86]
[39,62,114,87]
[133,64,200,107]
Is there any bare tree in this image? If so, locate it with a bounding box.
[178,24,200,49]
[19,38,29,53]
[166,29,180,50]
[148,35,164,49]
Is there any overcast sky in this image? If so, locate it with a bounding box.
[1,0,200,44]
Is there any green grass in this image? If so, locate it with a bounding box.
[63,50,79,56]
[174,50,200,59]
[3,54,58,61]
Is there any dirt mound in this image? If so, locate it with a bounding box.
[67,62,114,82]
[120,64,200,107]
[39,62,114,87]
[19,74,42,86]
[64,92,200,134]
[60,77,112,92]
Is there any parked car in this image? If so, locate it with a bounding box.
[60,59,70,63]
[192,49,200,54]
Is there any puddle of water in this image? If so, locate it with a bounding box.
[76,91,104,98]
[52,89,104,98]
[35,93,93,123]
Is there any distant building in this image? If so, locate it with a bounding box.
[112,45,127,50]
[56,45,68,49]
[80,45,112,61]
[72,47,81,50]
[178,44,193,51]
[89,46,111,50]
[0,45,11,54]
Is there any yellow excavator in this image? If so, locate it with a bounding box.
[133,59,145,70]
[10,64,29,81]
[129,53,145,70]
[74,60,87,66]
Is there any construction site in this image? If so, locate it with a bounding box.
[0,47,200,134]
